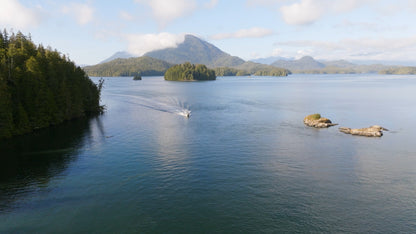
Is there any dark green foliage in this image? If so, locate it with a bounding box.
[234,62,290,76]
[253,69,291,77]
[133,74,142,80]
[214,67,250,76]
[0,30,103,139]
[164,62,216,81]
[83,56,172,77]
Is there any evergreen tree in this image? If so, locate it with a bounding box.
[0,30,103,139]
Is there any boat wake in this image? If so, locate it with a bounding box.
[109,93,191,118]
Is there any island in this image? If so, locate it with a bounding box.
[303,113,338,128]
[164,62,216,81]
[133,74,142,80]
[339,125,388,137]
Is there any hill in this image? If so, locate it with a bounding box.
[270,56,399,74]
[144,34,245,67]
[83,56,173,77]
[272,56,325,71]
[250,56,293,65]
[379,66,416,75]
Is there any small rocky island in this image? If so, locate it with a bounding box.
[303,113,338,128]
[339,125,388,137]
[133,74,142,80]
[164,62,216,81]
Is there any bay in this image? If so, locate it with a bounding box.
[1,74,415,233]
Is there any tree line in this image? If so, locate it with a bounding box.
[0,30,103,139]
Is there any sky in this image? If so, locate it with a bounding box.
[2,0,416,65]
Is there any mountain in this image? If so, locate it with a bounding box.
[272,56,325,71]
[144,34,245,67]
[321,59,356,68]
[100,51,134,64]
[250,56,293,65]
[83,56,173,77]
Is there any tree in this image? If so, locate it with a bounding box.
[0,29,103,139]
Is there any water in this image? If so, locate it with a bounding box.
[1,74,415,233]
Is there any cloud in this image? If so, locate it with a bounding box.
[135,0,197,28]
[275,36,416,61]
[246,0,286,7]
[279,0,325,25]
[0,0,42,29]
[120,11,135,21]
[279,0,373,25]
[125,33,186,56]
[62,2,94,25]
[211,27,274,40]
[205,0,219,8]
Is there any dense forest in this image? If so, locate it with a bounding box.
[0,30,103,139]
[234,62,291,76]
[83,56,173,77]
[214,67,250,76]
[164,62,216,81]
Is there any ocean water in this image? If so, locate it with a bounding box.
[1,74,415,233]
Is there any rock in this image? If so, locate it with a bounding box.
[133,75,142,80]
[304,113,338,128]
[339,125,389,137]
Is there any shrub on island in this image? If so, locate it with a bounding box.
[164,62,216,81]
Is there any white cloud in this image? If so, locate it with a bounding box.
[272,48,283,56]
[246,0,286,7]
[62,3,94,25]
[0,0,42,29]
[125,33,186,56]
[120,11,135,21]
[211,27,274,40]
[276,36,416,61]
[135,0,197,28]
[279,0,373,25]
[280,0,325,25]
[205,0,219,8]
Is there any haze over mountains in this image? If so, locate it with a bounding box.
[87,34,414,76]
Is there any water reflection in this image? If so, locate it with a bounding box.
[0,117,96,212]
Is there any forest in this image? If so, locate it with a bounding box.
[83,56,173,77]
[164,62,216,81]
[0,30,103,139]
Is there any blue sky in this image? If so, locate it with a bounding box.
[2,0,416,65]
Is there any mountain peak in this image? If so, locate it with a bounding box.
[144,35,245,67]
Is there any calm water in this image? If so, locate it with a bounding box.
[1,74,415,233]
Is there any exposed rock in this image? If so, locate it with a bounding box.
[303,113,338,128]
[339,125,388,137]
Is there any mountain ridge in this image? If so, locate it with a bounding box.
[144,34,245,67]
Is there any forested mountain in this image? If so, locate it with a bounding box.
[0,30,103,139]
[234,62,290,76]
[144,34,245,67]
[272,56,325,71]
[83,56,173,77]
[270,56,400,74]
